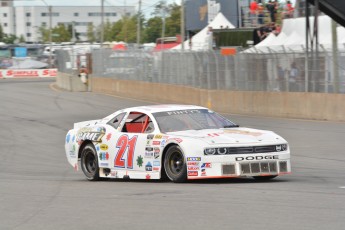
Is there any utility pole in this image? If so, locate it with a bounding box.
[124,0,128,43]
[137,0,142,47]
[332,20,339,93]
[101,0,104,47]
[49,5,52,67]
[161,1,166,46]
[181,0,185,50]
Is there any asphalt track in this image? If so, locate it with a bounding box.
[0,78,344,230]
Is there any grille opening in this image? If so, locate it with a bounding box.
[241,163,251,174]
[279,161,288,173]
[222,164,236,175]
[261,162,269,173]
[251,163,260,173]
[269,162,277,173]
[240,162,278,175]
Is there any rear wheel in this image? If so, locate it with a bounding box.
[164,145,187,183]
[253,175,277,181]
[81,144,100,181]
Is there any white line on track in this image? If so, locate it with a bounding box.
[339,186,345,189]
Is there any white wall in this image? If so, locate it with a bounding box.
[0,5,135,42]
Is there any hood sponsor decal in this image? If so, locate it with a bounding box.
[223,129,263,137]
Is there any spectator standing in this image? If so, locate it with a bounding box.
[277,65,286,91]
[286,1,294,18]
[257,3,265,25]
[266,0,275,23]
[250,0,258,26]
[79,65,88,84]
[289,62,299,91]
[206,27,214,50]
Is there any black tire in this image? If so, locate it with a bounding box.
[80,144,100,181]
[164,145,187,183]
[253,175,277,181]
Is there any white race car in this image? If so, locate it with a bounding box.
[65,104,291,182]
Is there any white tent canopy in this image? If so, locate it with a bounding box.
[244,15,345,53]
[173,12,235,51]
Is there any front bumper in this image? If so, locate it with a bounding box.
[186,152,291,179]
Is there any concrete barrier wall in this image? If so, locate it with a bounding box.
[56,72,89,92]
[91,77,345,122]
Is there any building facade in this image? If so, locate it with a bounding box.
[0,2,135,42]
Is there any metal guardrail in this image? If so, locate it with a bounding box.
[57,47,345,94]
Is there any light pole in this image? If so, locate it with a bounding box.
[181,0,185,50]
[137,0,142,48]
[49,5,52,67]
[42,0,53,67]
[101,0,104,47]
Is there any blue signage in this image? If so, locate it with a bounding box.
[14,47,27,57]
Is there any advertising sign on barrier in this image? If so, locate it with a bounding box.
[0,69,57,78]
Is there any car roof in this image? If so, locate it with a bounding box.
[123,104,208,114]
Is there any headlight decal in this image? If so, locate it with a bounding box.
[204,144,288,155]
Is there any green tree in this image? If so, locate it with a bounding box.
[19,35,25,43]
[165,3,181,37]
[38,26,50,42]
[143,17,162,43]
[112,16,138,43]
[52,24,71,42]
[0,24,4,41]
[87,22,96,42]
[103,19,113,42]
[2,34,17,44]
[110,19,124,41]
[142,2,181,43]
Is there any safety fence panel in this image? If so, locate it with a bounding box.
[56,47,345,94]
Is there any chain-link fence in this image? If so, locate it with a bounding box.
[57,47,345,94]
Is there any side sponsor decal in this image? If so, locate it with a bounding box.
[114,135,138,168]
[201,168,207,176]
[99,152,109,161]
[145,162,153,171]
[100,144,108,151]
[69,145,77,158]
[153,161,160,166]
[137,155,144,167]
[154,134,163,139]
[187,157,201,161]
[154,148,160,159]
[152,141,160,145]
[106,133,112,141]
[201,163,212,168]
[188,171,198,176]
[76,127,106,143]
[188,166,199,170]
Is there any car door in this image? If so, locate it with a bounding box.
[108,111,156,173]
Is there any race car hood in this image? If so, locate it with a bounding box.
[73,119,102,129]
[169,128,283,145]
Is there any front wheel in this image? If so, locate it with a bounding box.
[164,145,187,183]
[81,144,100,181]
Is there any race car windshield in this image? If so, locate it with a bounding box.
[153,109,238,133]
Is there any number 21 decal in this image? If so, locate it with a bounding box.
[114,135,138,169]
